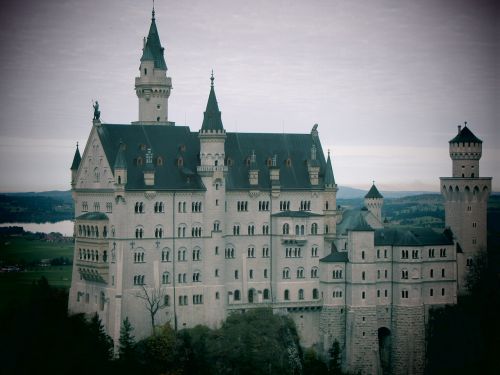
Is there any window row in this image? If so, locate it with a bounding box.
[283,288,319,301]
[78,248,108,263]
[299,200,311,211]
[282,223,319,235]
[237,201,248,211]
[282,267,318,279]
[78,224,108,238]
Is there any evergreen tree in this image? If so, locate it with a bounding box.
[119,317,136,361]
[88,313,114,362]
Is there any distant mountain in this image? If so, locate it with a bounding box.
[337,186,437,199]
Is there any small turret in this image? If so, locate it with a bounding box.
[70,142,81,188]
[364,182,383,223]
[307,143,320,185]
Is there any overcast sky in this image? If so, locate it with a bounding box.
[0,0,498,192]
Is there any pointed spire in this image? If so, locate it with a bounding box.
[152,0,155,20]
[324,150,336,185]
[201,72,224,131]
[141,6,167,70]
[114,142,127,170]
[365,182,383,199]
[70,142,81,170]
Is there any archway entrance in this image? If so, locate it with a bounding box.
[378,327,391,374]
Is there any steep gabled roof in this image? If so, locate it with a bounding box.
[449,125,482,144]
[113,143,127,169]
[201,75,224,131]
[365,183,383,199]
[141,10,167,70]
[70,144,81,170]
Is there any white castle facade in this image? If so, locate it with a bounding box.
[68,10,492,375]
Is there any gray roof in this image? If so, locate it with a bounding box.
[337,209,375,234]
[324,153,335,185]
[374,227,453,246]
[70,144,81,170]
[365,183,383,199]
[96,124,331,191]
[141,11,167,70]
[320,251,348,263]
[449,125,482,144]
[113,144,127,169]
[76,212,109,221]
[201,78,224,131]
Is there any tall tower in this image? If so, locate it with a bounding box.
[440,123,492,293]
[134,8,172,125]
[197,73,228,325]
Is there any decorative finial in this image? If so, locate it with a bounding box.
[76,141,79,149]
[373,180,375,185]
[464,121,467,127]
[210,70,214,87]
[152,0,155,19]
[328,149,330,158]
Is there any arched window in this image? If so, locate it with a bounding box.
[313,288,319,299]
[311,267,318,278]
[234,290,241,301]
[284,290,290,301]
[311,223,318,235]
[283,223,290,235]
[162,272,170,284]
[297,267,304,278]
[298,289,304,300]
[282,267,290,279]
[263,289,270,300]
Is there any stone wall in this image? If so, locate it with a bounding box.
[346,306,379,374]
[319,305,346,352]
[391,305,425,375]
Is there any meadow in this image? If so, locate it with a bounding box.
[0,236,73,310]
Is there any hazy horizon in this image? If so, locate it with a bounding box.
[0,0,498,192]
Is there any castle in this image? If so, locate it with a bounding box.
[68,9,492,374]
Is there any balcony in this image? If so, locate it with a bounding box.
[76,260,109,284]
[281,235,307,246]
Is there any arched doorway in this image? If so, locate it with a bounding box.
[378,327,391,374]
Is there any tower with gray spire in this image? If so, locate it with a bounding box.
[134,7,172,124]
[440,123,492,293]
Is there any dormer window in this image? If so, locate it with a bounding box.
[177,157,183,167]
[139,144,146,151]
[285,158,292,167]
[179,144,186,152]
[266,158,272,167]
[156,157,163,166]
[135,157,143,166]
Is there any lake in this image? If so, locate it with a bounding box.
[0,220,74,237]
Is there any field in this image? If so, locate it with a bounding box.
[0,236,73,310]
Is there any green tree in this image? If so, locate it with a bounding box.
[119,317,136,362]
[88,313,114,362]
[207,308,302,375]
[136,323,178,374]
